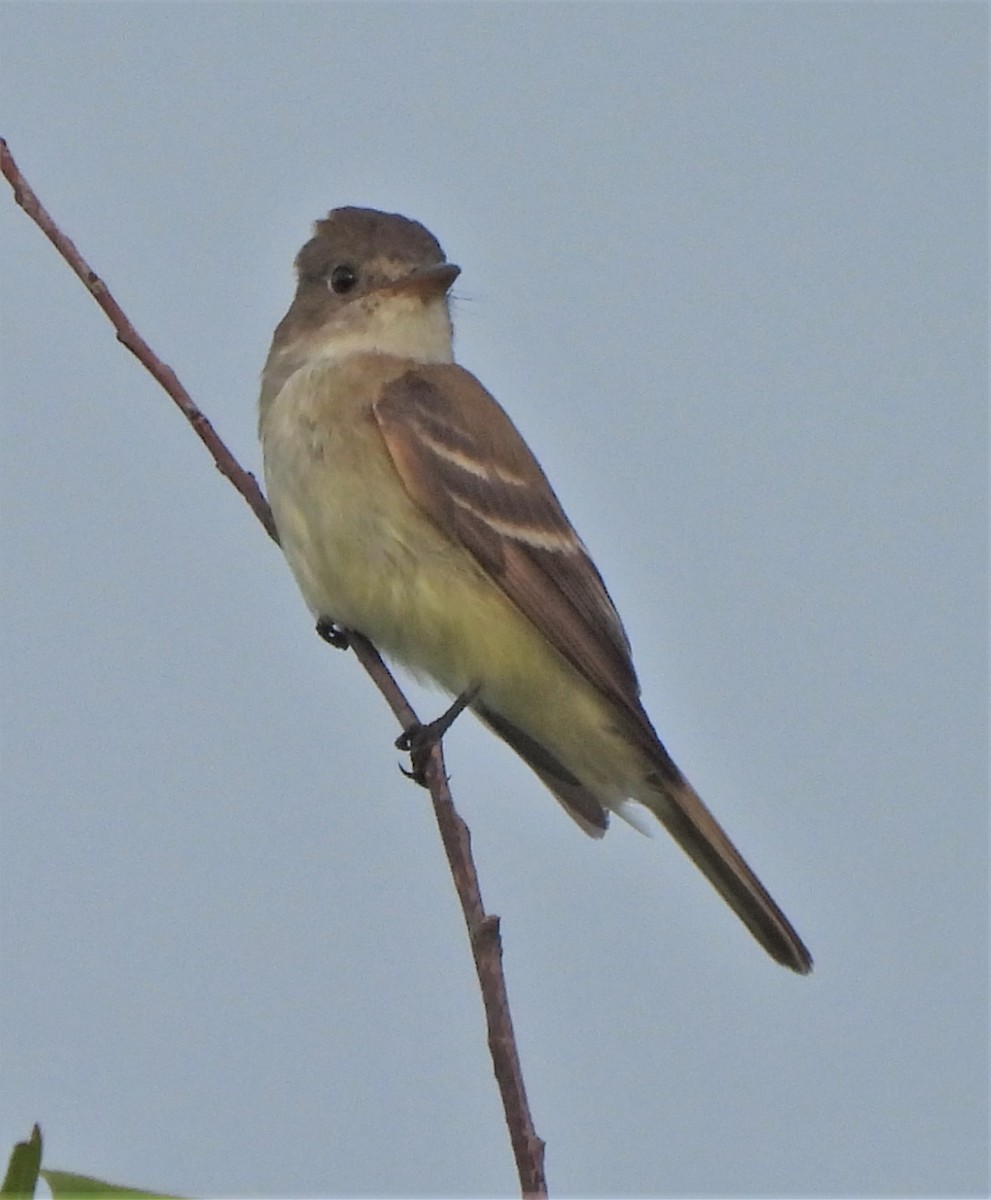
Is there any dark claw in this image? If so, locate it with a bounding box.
[395,732,433,787]
[316,618,349,650]
[395,684,481,787]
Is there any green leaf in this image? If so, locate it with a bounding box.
[41,1172,181,1200]
[1,1126,43,1199]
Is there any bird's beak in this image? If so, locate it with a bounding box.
[381,262,461,300]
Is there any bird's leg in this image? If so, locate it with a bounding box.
[396,683,481,786]
[315,618,349,650]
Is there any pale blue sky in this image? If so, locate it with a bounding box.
[1,4,986,1197]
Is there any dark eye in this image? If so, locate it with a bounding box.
[329,264,358,294]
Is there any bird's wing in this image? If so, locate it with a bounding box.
[373,363,666,758]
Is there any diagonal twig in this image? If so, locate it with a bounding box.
[1,137,546,1199]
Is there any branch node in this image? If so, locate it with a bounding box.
[471,912,501,949]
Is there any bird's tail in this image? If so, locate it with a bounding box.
[640,768,813,973]
[475,702,811,972]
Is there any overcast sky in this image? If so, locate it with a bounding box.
[1,4,986,1198]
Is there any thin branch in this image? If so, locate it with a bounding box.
[347,636,546,1197]
[1,138,546,1199]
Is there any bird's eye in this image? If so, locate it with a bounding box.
[329,264,358,294]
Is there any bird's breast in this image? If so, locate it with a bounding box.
[260,357,478,658]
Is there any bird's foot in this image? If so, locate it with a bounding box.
[395,684,481,786]
[316,618,349,650]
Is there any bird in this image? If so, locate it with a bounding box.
[258,206,812,974]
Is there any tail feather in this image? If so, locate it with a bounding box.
[642,769,813,973]
[472,704,812,973]
[476,705,609,837]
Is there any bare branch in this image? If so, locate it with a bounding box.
[1,138,546,1199]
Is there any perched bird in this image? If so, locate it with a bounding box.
[259,207,812,973]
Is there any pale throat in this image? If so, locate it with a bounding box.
[308,292,455,369]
